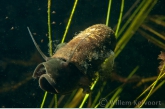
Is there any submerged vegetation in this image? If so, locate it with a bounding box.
[0,0,165,108]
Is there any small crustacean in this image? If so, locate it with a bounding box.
[27,24,116,94]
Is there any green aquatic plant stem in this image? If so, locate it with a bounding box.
[128,66,139,79]
[61,0,78,43]
[115,0,124,37]
[67,89,84,107]
[48,0,53,56]
[40,91,48,108]
[151,80,165,95]
[127,79,165,107]
[41,0,57,108]
[105,88,122,108]
[52,1,78,106]
[41,1,79,108]
[41,0,52,108]
[106,0,112,26]
[54,94,57,108]
[110,96,119,108]
[135,80,165,108]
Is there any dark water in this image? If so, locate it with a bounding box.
[0,0,165,107]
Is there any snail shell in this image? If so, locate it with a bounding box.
[30,24,116,94]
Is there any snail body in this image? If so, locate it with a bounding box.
[28,24,116,94]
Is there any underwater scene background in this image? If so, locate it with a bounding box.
[0,0,165,108]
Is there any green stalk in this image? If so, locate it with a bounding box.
[106,0,112,26]
[61,0,78,43]
[135,80,165,108]
[40,92,48,108]
[105,88,122,108]
[115,0,124,37]
[48,0,52,56]
[54,94,57,108]
[41,0,53,107]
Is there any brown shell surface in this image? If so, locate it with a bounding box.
[52,24,116,77]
